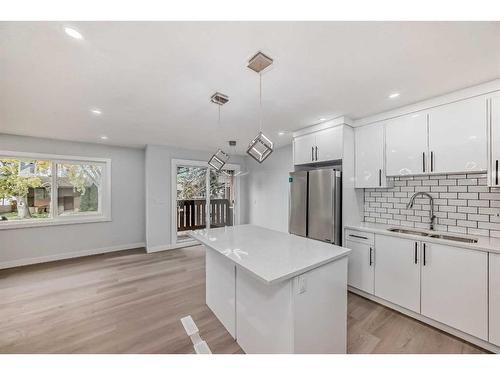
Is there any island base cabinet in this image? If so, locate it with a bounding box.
[490,253,500,346]
[421,243,488,341]
[235,269,294,353]
[205,248,236,338]
[293,257,348,354]
[236,258,348,354]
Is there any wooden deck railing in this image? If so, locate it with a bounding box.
[177,199,232,232]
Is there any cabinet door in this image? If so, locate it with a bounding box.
[355,124,386,188]
[345,239,374,294]
[315,126,343,162]
[490,253,500,346]
[374,235,421,312]
[421,242,488,340]
[490,96,500,186]
[428,97,487,174]
[385,112,428,176]
[293,133,316,165]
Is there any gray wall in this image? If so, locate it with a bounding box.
[145,144,247,251]
[244,145,293,233]
[0,134,145,267]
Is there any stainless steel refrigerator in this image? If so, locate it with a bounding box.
[288,169,342,245]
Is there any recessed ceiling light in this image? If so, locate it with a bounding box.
[278,131,286,136]
[64,27,83,40]
[100,135,108,140]
[319,118,326,121]
[388,92,400,99]
[91,109,102,116]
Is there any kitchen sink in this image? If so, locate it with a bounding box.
[387,228,430,236]
[427,233,478,243]
[387,227,478,243]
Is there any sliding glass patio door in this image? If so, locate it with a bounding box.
[175,163,237,244]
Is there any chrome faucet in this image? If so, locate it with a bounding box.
[406,192,436,231]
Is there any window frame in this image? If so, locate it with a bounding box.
[0,150,112,230]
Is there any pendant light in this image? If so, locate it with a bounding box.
[246,51,274,163]
[208,92,230,171]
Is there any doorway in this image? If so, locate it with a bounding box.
[172,160,239,244]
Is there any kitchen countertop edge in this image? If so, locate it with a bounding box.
[189,226,350,285]
[344,222,500,254]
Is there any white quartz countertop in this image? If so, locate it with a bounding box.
[189,224,350,285]
[345,222,500,254]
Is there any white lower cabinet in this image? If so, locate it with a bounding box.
[490,253,500,346]
[345,239,374,294]
[347,229,497,348]
[374,235,421,313]
[420,242,488,340]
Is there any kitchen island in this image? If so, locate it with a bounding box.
[189,224,351,354]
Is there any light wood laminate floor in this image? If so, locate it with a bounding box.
[0,245,487,354]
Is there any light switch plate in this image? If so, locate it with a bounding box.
[296,275,307,294]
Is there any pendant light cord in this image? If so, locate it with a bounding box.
[259,72,263,133]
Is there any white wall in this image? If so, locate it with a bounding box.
[244,145,293,233]
[0,134,145,268]
[145,144,246,252]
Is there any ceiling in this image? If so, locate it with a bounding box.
[1,21,500,153]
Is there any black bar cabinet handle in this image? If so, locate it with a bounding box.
[423,243,427,266]
[369,247,373,266]
[379,169,382,186]
[422,152,426,172]
[349,234,368,240]
[430,151,434,172]
[414,242,418,264]
[496,160,499,185]
[315,146,318,161]
[311,147,314,161]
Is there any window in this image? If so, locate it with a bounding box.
[57,162,104,216]
[0,152,111,229]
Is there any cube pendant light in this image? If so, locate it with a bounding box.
[208,93,230,171]
[208,149,229,171]
[246,132,274,163]
[246,51,274,164]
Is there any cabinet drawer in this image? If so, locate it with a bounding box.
[344,229,374,245]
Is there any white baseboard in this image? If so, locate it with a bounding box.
[348,286,500,354]
[147,240,199,253]
[0,242,146,270]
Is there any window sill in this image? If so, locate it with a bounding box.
[0,215,112,230]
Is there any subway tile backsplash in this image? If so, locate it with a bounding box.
[363,173,500,238]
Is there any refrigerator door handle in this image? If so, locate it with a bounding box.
[332,170,342,246]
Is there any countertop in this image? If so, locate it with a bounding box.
[189,224,350,285]
[345,222,500,254]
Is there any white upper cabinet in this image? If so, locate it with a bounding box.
[489,96,500,186]
[315,126,343,163]
[489,253,500,346]
[293,133,316,165]
[374,234,421,313]
[385,112,428,176]
[293,125,344,165]
[420,242,488,340]
[428,97,487,174]
[355,124,387,188]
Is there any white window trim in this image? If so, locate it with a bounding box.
[0,150,112,230]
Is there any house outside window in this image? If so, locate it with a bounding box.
[0,151,111,229]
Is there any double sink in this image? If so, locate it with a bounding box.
[388,228,478,244]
